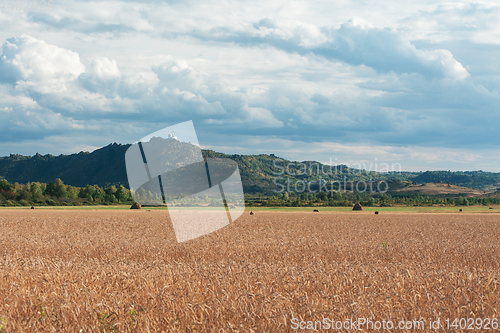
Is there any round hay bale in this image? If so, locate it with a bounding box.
[374,211,379,214]
[459,208,463,212]
[130,202,142,209]
[489,207,493,209]
[352,203,363,211]
[313,209,319,212]
[249,211,255,215]
[30,206,35,210]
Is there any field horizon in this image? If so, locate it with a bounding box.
[1,204,500,213]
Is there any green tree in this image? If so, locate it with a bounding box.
[17,188,32,201]
[30,183,44,202]
[115,185,131,202]
[316,191,327,201]
[66,185,78,200]
[0,179,12,192]
[53,178,68,198]
[79,185,105,203]
[105,185,117,195]
[45,182,56,196]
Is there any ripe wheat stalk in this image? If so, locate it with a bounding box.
[0,210,498,332]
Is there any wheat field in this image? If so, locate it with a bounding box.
[0,209,499,332]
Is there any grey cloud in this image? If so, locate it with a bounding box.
[195,18,469,80]
[0,30,497,160]
[400,2,500,40]
[0,35,283,140]
[27,12,135,34]
[253,18,277,29]
[150,62,283,128]
[356,74,500,145]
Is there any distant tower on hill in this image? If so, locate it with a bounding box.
[167,131,178,140]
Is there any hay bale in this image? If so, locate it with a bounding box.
[459,208,463,212]
[249,211,255,215]
[30,206,35,210]
[352,203,363,211]
[313,209,319,212]
[374,211,379,215]
[130,202,142,209]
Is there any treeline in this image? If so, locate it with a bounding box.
[248,192,500,207]
[2,178,500,208]
[0,178,133,206]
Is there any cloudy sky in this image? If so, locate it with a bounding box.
[0,0,499,171]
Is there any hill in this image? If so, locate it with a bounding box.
[0,143,129,188]
[412,171,500,191]
[0,142,499,194]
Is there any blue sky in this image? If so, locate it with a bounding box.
[0,0,499,171]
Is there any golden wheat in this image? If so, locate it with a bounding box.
[0,210,499,332]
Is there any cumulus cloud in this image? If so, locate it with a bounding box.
[79,57,122,96]
[0,36,132,115]
[0,84,89,142]
[151,62,283,127]
[326,19,469,80]
[0,34,283,150]
[0,33,489,150]
[0,35,126,105]
[203,17,469,80]
[0,34,85,89]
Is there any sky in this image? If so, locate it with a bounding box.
[0,0,499,171]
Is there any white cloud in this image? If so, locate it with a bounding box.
[0,35,283,148]
[399,2,500,44]
[216,17,470,80]
[84,57,121,81]
[151,62,283,127]
[79,57,122,96]
[0,34,84,90]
